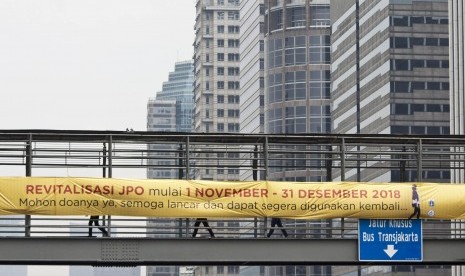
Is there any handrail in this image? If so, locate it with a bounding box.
[0,131,464,240]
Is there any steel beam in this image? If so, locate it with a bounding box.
[1,238,465,266]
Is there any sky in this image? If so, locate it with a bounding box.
[0,1,195,275]
[0,0,195,132]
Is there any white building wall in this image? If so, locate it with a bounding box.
[449,1,465,275]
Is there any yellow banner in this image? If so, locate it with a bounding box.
[0,177,463,219]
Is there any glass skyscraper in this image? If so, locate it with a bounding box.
[262,1,332,275]
[147,60,194,180]
[265,0,331,182]
[146,60,194,276]
[148,60,194,133]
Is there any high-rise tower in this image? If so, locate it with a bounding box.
[146,60,194,276]
[264,0,331,182]
[331,0,450,183]
[193,0,241,134]
[262,1,332,275]
[331,0,450,275]
[193,0,241,181]
[240,0,265,135]
[449,1,465,275]
[147,60,194,179]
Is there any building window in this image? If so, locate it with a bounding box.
[391,59,449,71]
[268,38,283,68]
[228,81,239,90]
[228,95,239,103]
[217,39,224,47]
[217,109,224,117]
[228,266,240,274]
[228,109,239,117]
[285,36,306,66]
[217,123,224,132]
[228,25,240,33]
[228,53,240,61]
[268,73,283,103]
[217,81,224,89]
[284,71,306,100]
[228,67,239,76]
[391,15,448,26]
[217,95,224,103]
[309,106,331,133]
[228,11,239,20]
[309,5,330,26]
[217,53,224,61]
[309,70,330,99]
[270,9,283,31]
[289,7,305,27]
[391,103,450,115]
[217,67,224,75]
[228,39,239,48]
[217,12,224,20]
[259,4,265,15]
[217,25,224,33]
[391,37,449,48]
[228,123,239,132]
[309,35,330,64]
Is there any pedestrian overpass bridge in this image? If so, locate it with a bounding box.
[2,236,465,266]
[0,215,464,266]
[1,130,465,266]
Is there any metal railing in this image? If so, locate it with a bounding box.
[0,216,456,239]
[1,130,465,239]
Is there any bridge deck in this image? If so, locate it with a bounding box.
[1,238,465,265]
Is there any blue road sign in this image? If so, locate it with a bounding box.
[359,219,422,261]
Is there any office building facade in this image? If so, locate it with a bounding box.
[449,0,465,137]
[239,0,265,181]
[449,1,465,276]
[193,0,241,181]
[146,60,194,276]
[263,1,332,275]
[264,0,331,182]
[331,0,450,275]
[147,60,194,180]
[449,0,465,182]
[240,0,265,135]
[147,60,195,133]
[331,0,450,183]
[193,0,241,134]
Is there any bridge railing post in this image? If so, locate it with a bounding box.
[25,135,32,237]
[417,139,423,182]
[263,137,269,237]
[178,143,184,238]
[340,138,346,238]
[106,136,113,237]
